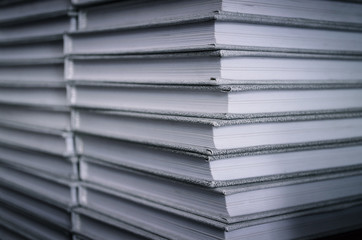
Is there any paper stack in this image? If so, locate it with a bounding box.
[0,1,77,240]
[1,0,362,239]
[68,1,362,239]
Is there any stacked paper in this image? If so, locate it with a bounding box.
[68,1,362,240]
[1,0,362,239]
[0,1,76,239]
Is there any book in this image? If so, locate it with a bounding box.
[0,38,63,60]
[0,104,71,130]
[79,159,362,221]
[0,123,74,156]
[0,0,71,25]
[1,224,35,240]
[66,52,362,84]
[0,202,71,240]
[0,163,77,207]
[66,16,362,55]
[72,207,164,240]
[73,187,362,240]
[0,59,64,84]
[0,143,77,179]
[0,85,67,107]
[75,0,362,31]
[76,133,362,183]
[74,110,362,150]
[0,14,74,42]
[70,83,362,116]
[0,183,72,230]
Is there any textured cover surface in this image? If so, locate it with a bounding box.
[66,11,362,56]
[72,11,362,33]
[75,108,362,127]
[0,163,78,208]
[71,81,362,119]
[76,131,362,159]
[78,182,362,227]
[79,158,362,223]
[67,51,362,85]
[81,154,362,188]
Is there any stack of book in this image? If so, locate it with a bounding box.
[68,1,362,240]
[1,0,362,240]
[0,1,77,240]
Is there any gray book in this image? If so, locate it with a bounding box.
[0,143,77,180]
[66,14,362,55]
[73,187,362,240]
[0,163,77,208]
[0,123,74,157]
[70,83,362,117]
[0,105,70,131]
[75,0,362,30]
[72,207,165,240]
[0,0,71,25]
[73,109,362,150]
[78,159,362,222]
[0,38,63,61]
[76,133,362,184]
[66,52,362,85]
[0,85,67,107]
[0,202,71,240]
[1,224,34,240]
[0,183,72,230]
[0,14,74,42]
[0,59,64,84]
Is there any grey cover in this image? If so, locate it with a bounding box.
[67,14,362,56]
[70,82,362,119]
[75,108,362,128]
[0,122,74,157]
[71,81,362,92]
[81,154,362,188]
[79,158,362,222]
[0,143,77,180]
[72,11,362,33]
[74,108,362,154]
[0,224,34,240]
[75,0,362,31]
[0,58,64,84]
[75,186,362,240]
[72,209,162,240]
[0,85,67,108]
[0,80,66,88]
[0,38,63,60]
[0,183,72,229]
[68,49,362,60]
[0,202,72,240]
[66,51,362,85]
[0,0,71,25]
[0,104,71,131]
[0,163,78,208]
[71,0,114,7]
[76,131,362,159]
[0,14,75,42]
